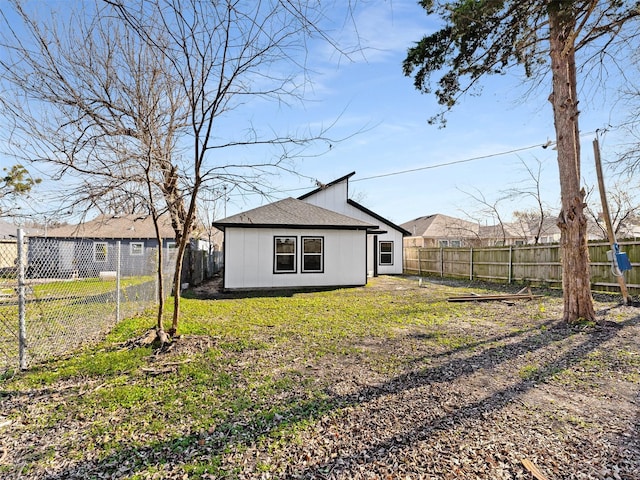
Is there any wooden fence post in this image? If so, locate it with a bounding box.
[508,245,513,284]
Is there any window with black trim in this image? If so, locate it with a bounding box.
[274,236,296,273]
[379,240,393,265]
[94,241,108,262]
[302,236,323,273]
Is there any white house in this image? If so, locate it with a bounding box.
[298,172,409,276]
[213,173,409,291]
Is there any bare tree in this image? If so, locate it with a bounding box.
[585,181,640,240]
[457,187,510,246]
[506,158,552,245]
[107,0,353,336]
[1,0,356,340]
[0,1,189,340]
[197,186,225,254]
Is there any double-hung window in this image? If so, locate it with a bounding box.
[302,237,323,273]
[379,241,393,265]
[274,237,296,273]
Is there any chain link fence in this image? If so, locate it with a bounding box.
[0,231,177,374]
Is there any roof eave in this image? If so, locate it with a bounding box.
[347,199,412,236]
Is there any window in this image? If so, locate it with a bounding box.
[450,240,462,248]
[274,236,296,273]
[94,241,108,262]
[379,241,393,265]
[439,240,449,247]
[302,237,323,273]
[130,242,144,256]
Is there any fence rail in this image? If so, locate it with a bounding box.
[404,241,640,294]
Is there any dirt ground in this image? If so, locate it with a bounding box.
[187,276,640,479]
[2,275,639,479]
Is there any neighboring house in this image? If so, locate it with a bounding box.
[401,214,480,248]
[213,172,409,291]
[478,223,528,246]
[0,220,18,270]
[402,212,640,247]
[298,172,410,277]
[27,214,178,278]
[0,219,44,270]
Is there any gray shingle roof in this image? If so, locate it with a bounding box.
[39,214,177,239]
[400,214,479,238]
[214,197,377,230]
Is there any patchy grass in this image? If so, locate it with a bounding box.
[1,275,639,479]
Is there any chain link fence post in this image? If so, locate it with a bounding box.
[116,241,121,323]
[17,228,27,370]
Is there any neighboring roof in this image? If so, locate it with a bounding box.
[213,197,377,230]
[0,220,44,239]
[0,219,18,239]
[401,214,479,238]
[38,214,177,239]
[297,171,356,200]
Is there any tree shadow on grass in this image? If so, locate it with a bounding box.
[36,314,639,479]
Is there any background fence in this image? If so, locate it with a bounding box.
[404,241,640,295]
[0,231,179,374]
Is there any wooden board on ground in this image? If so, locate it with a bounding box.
[447,287,543,302]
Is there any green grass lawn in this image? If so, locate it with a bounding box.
[1,277,481,477]
[1,276,638,479]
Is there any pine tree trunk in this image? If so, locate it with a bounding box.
[548,2,595,323]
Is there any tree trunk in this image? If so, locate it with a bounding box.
[548,2,595,323]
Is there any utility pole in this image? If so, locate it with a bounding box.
[223,184,227,218]
[593,135,630,305]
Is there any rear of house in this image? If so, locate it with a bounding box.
[298,172,409,276]
[214,197,377,291]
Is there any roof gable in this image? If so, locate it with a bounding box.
[297,171,356,200]
[298,172,410,236]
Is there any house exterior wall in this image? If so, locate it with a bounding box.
[0,240,17,269]
[301,180,405,275]
[223,227,367,290]
[26,237,173,278]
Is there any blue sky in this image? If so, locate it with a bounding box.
[2,0,638,227]
[223,0,638,226]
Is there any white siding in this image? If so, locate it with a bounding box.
[302,179,405,275]
[374,230,405,275]
[223,227,367,290]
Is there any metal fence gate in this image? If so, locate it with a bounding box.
[0,230,177,374]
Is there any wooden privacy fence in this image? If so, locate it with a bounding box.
[404,241,640,295]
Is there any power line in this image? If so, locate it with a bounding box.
[228,127,613,198]
[351,144,540,183]
[351,132,597,184]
